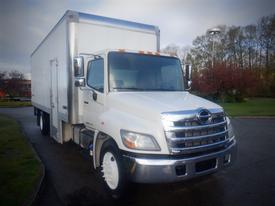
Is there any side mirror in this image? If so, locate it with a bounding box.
[74,56,84,77]
[75,78,85,87]
[184,64,192,90]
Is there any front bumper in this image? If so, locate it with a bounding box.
[123,139,237,183]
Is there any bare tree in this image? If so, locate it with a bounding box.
[243,25,257,69]
[8,70,24,79]
[5,70,25,97]
[190,34,212,69]
[0,71,7,90]
[161,44,180,56]
[258,15,275,69]
[187,13,275,71]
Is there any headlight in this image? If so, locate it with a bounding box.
[120,130,161,151]
[226,117,235,139]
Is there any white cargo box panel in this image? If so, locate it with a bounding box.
[31,10,160,131]
[31,18,68,121]
[76,12,159,53]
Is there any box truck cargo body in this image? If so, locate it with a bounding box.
[31,10,236,198]
[31,10,159,142]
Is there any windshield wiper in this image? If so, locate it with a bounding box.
[112,87,145,91]
[146,88,183,91]
[112,87,183,91]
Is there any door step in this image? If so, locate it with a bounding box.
[80,129,95,155]
[73,126,95,156]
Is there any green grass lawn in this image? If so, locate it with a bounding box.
[219,98,275,117]
[0,101,32,108]
[0,115,42,206]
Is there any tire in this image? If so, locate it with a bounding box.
[99,140,128,199]
[36,110,40,126]
[39,112,50,136]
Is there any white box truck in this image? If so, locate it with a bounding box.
[31,10,237,198]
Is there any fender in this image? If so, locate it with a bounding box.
[92,107,169,163]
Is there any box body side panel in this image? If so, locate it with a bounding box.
[77,21,158,54]
[31,19,69,121]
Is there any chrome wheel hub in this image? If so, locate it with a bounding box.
[102,152,119,190]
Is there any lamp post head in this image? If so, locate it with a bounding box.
[208,27,221,35]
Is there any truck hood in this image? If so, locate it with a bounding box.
[106,92,222,121]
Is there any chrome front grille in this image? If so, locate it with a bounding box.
[162,108,229,154]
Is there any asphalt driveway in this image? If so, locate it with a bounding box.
[1,107,275,206]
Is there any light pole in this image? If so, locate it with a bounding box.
[208,27,221,69]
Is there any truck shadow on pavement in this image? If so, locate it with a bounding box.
[65,173,224,206]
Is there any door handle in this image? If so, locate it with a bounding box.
[84,101,89,104]
[92,91,97,101]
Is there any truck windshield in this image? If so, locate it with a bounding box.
[108,52,184,92]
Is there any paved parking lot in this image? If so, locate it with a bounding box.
[1,107,275,206]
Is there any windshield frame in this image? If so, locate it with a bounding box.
[107,51,185,92]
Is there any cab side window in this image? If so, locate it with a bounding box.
[87,58,104,93]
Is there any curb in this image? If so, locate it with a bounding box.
[232,116,275,119]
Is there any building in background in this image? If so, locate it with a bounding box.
[0,79,31,100]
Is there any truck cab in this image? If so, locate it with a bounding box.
[73,49,237,195]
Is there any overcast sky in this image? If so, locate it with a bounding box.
[1,0,275,75]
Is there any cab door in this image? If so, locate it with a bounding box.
[83,57,105,129]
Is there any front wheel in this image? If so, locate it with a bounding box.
[99,140,128,199]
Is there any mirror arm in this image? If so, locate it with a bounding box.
[183,64,192,91]
[75,78,86,87]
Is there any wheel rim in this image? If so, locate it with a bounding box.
[102,152,119,190]
[40,115,43,131]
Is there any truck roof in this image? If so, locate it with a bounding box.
[31,10,159,56]
[80,49,178,58]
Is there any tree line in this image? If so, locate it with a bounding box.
[162,13,275,101]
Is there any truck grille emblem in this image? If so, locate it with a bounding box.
[197,109,211,124]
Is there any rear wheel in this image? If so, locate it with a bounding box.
[99,140,128,199]
[39,112,49,135]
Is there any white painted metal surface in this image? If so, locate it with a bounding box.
[50,59,59,140]
[31,10,159,143]
[31,18,68,122]
[92,88,223,155]
[77,22,157,54]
